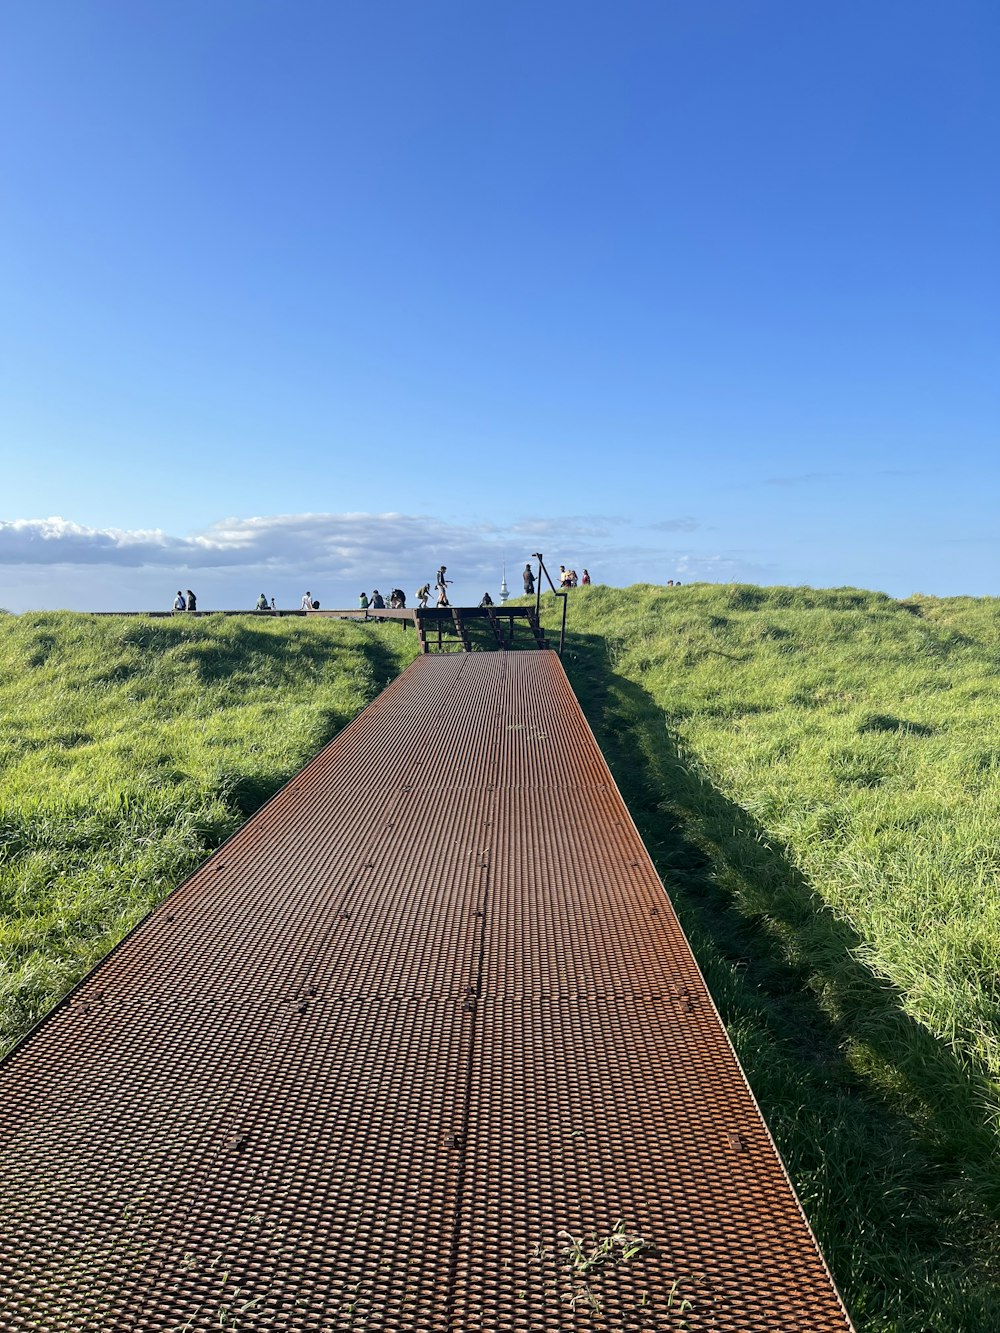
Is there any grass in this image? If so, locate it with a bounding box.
[6,590,1000,1328]
[0,612,419,1055]
[526,1220,656,1319]
[525,581,1000,1331]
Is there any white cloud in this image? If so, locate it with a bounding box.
[0,512,630,575]
[0,511,622,610]
[0,513,469,572]
[0,511,768,611]
[0,517,181,565]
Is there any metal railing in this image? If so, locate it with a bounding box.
[531,552,568,656]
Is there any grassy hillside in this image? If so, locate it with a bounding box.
[0,613,420,1054]
[532,583,1000,1332]
[4,592,1000,1330]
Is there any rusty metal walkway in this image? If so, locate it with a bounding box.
[0,652,853,1331]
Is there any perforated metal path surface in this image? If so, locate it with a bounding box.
[0,652,853,1331]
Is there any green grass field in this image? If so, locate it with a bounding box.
[536,583,1000,1331]
[0,612,420,1054]
[3,590,1000,1330]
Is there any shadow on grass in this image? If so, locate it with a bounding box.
[155,616,414,691]
[211,620,418,820]
[562,630,1000,1333]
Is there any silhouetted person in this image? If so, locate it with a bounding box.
[480,592,494,607]
[186,589,197,611]
[173,590,186,611]
[435,566,451,606]
[523,564,535,595]
[256,593,269,611]
[370,590,385,610]
[416,583,431,608]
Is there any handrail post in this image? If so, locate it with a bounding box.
[530,552,567,657]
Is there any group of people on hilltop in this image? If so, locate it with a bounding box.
[176,559,597,615]
[172,589,284,612]
[358,588,407,611]
[520,563,591,595]
[559,566,590,588]
[359,568,450,612]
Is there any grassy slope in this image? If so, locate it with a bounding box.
[5,594,1000,1329]
[531,583,1000,1332]
[0,613,420,1054]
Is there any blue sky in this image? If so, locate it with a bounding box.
[1,1,997,610]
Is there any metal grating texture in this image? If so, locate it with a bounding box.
[0,651,854,1331]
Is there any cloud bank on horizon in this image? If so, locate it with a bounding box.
[0,512,726,611]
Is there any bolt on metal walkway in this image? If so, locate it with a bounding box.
[0,651,853,1331]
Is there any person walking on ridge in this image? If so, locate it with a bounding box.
[435,565,451,607]
[522,564,535,595]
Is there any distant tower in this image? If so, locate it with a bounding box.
[499,563,510,603]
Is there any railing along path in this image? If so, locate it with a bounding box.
[0,651,853,1330]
